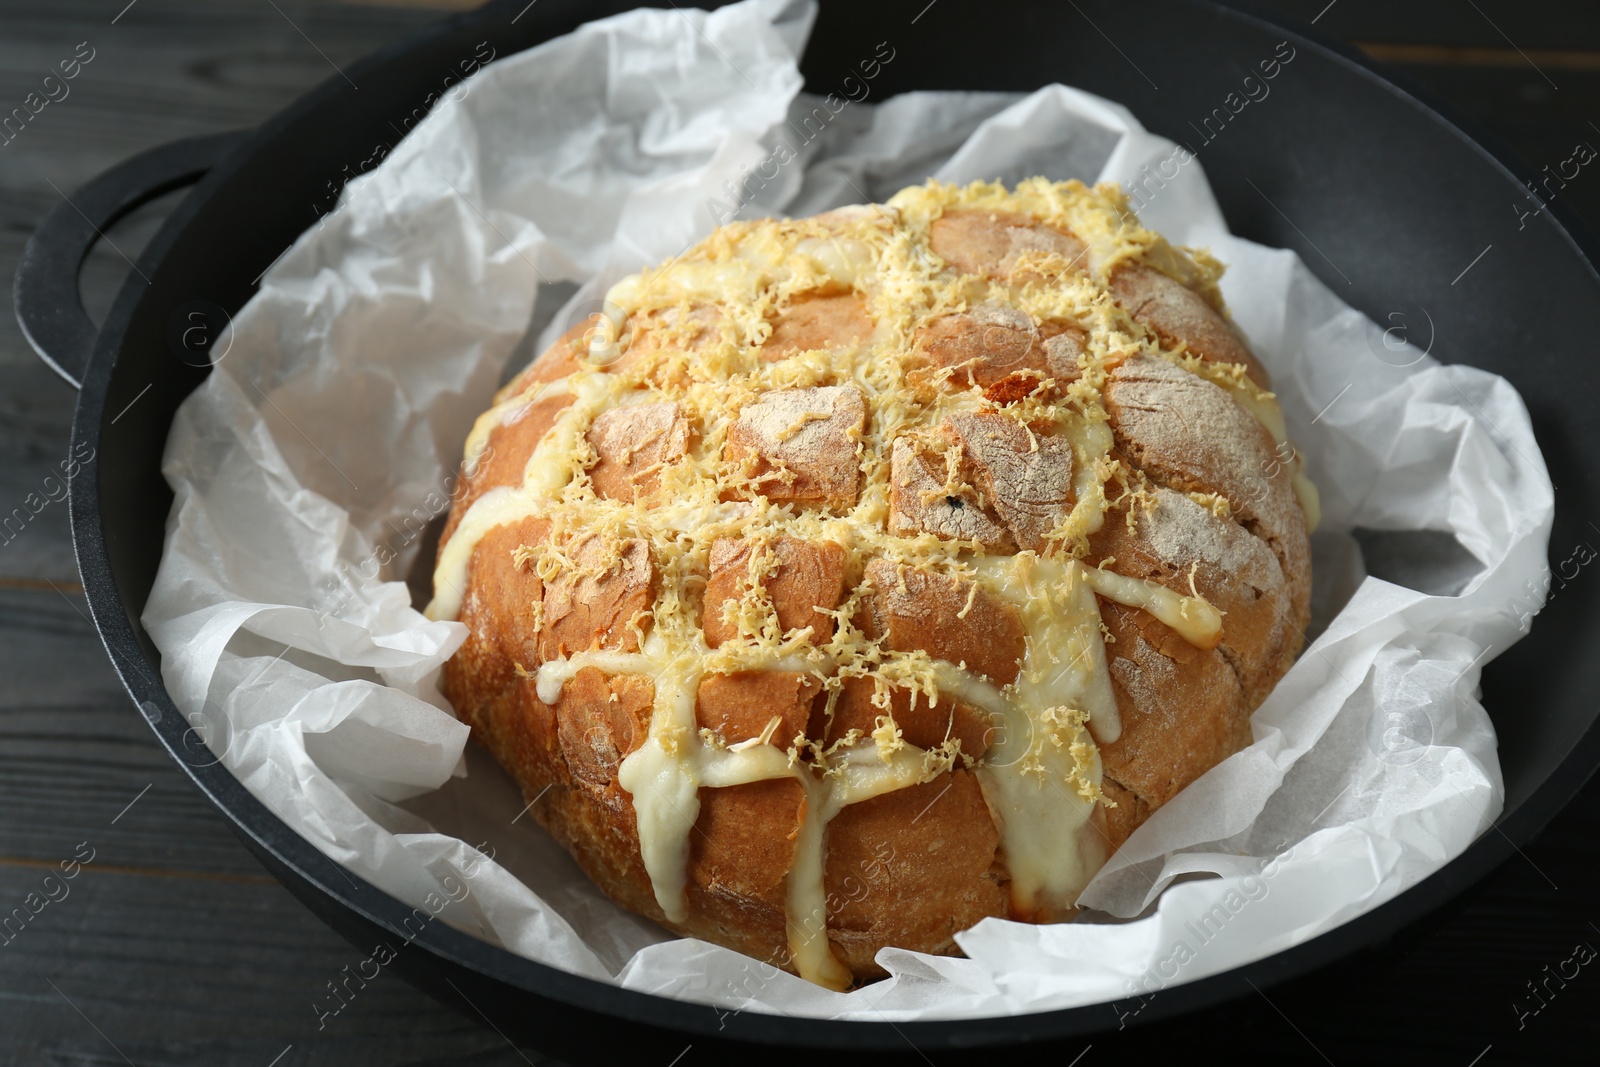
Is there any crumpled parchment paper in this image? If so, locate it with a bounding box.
[142,0,1554,1021]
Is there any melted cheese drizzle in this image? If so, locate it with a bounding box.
[428,178,1309,989]
[536,641,949,994]
[462,377,576,477]
[1083,565,1223,648]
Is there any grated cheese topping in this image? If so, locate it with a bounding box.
[429,178,1311,989]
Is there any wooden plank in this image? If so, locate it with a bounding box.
[0,586,269,878]
[1247,0,1600,50]
[0,866,552,1066]
[0,0,1598,1063]
[0,365,79,586]
[1359,42,1600,69]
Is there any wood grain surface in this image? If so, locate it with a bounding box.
[0,1,1597,1064]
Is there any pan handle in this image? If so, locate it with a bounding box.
[13,130,250,390]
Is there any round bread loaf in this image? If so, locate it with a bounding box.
[430,178,1317,989]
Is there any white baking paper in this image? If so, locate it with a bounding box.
[142,0,1554,1022]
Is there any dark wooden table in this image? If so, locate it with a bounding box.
[2,1,1598,1063]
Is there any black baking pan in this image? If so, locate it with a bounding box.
[13,0,1600,1062]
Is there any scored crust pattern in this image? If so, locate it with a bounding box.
[430,179,1317,989]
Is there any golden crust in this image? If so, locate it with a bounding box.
[856,559,1026,687]
[1089,486,1298,710]
[1109,262,1271,390]
[436,178,1313,988]
[703,536,848,648]
[1097,600,1249,835]
[1104,355,1312,631]
[764,290,873,360]
[687,777,807,962]
[823,770,1005,977]
[442,393,573,549]
[723,385,867,509]
[537,535,654,659]
[822,676,992,760]
[587,400,692,503]
[929,208,1088,284]
[697,670,819,747]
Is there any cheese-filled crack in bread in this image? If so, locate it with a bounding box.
[429,178,1318,990]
